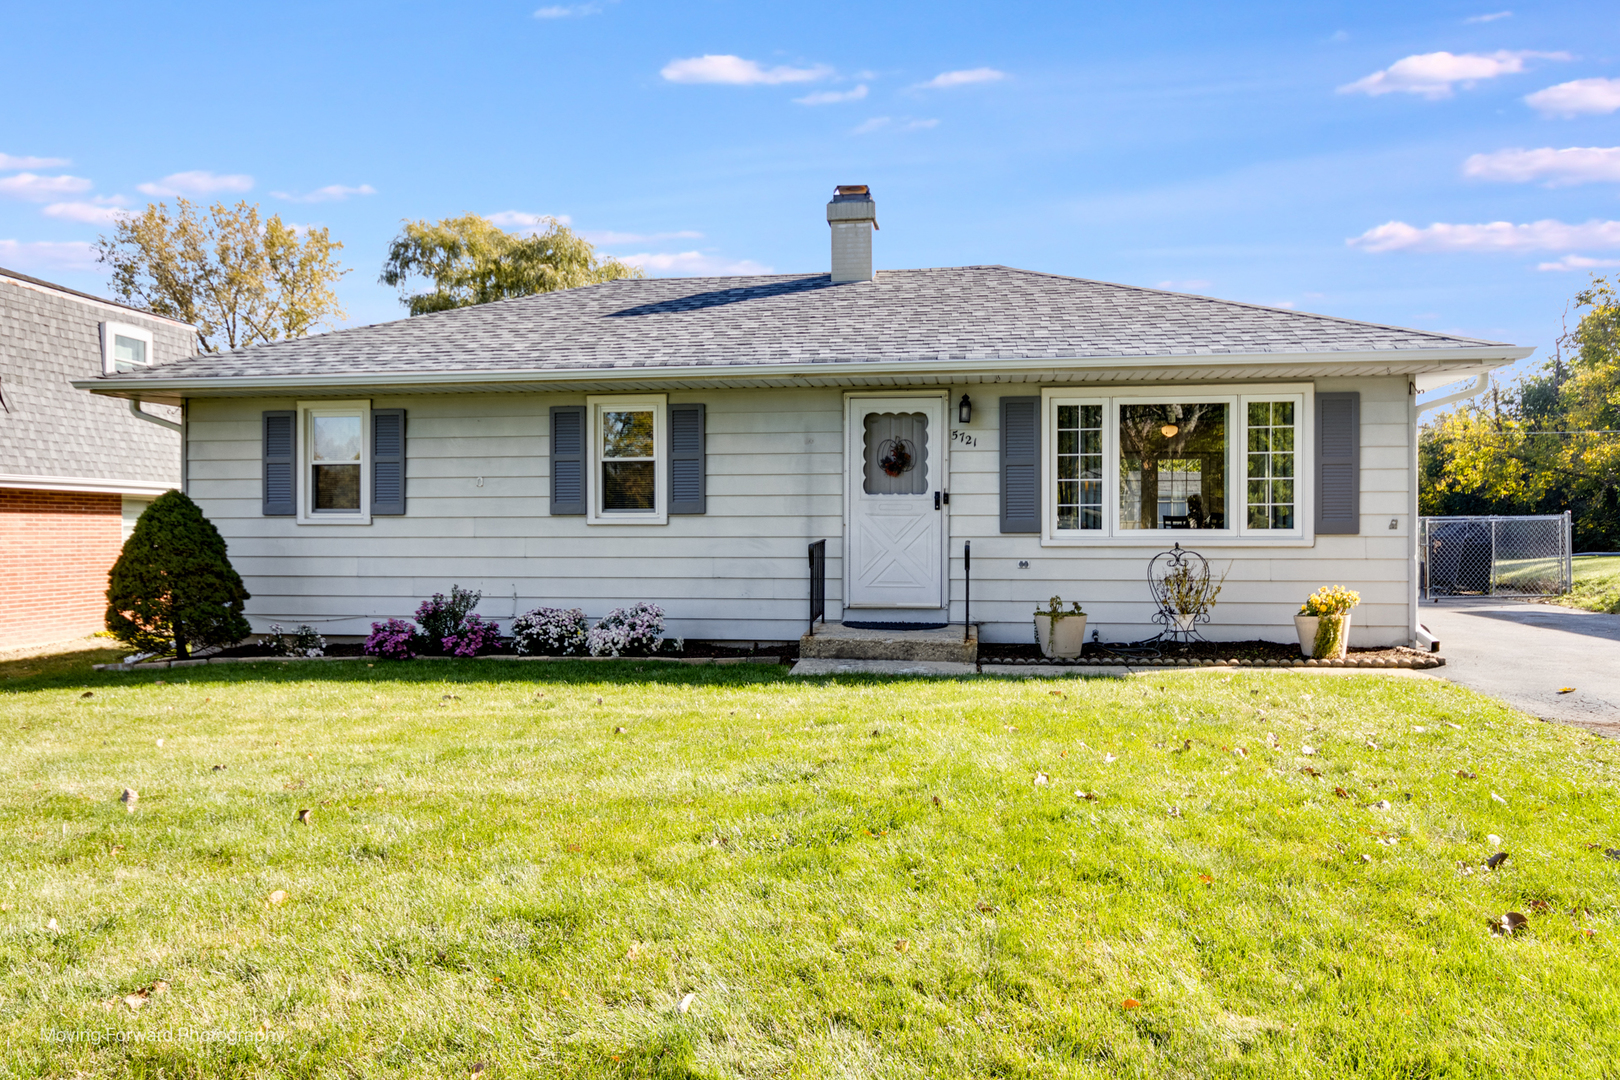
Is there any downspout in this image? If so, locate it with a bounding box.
[128,397,182,433]
[1409,372,1488,647]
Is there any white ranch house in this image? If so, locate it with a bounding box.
[79,188,1528,648]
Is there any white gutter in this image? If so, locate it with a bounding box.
[74,345,1534,399]
[1416,372,1489,416]
[128,397,182,432]
[0,472,177,496]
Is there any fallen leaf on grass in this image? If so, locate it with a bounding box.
[1485,852,1509,870]
[1122,998,1141,1010]
[1557,687,1576,695]
[296,809,313,825]
[1456,770,1477,779]
[1198,874,1213,885]
[1167,805,1182,818]
[1302,746,1317,756]
[80,691,93,699]
[1359,854,1373,863]
[1103,753,1117,764]
[894,939,910,953]
[1527,899,1552,913]
[1049,689,1066,698]
[1457,862,1474,876]
[1075,790,1098,801]
[678,992,696,1014]
[1266,732,1278,749]
[46,917,59,931]
[1368,800,1391,811]
[1232,746,1248,759]
[211,764,226,772]
[1490,912,1528,937]
[267,890,287,906]
[1033,772,1049,787]
[1334,787,1349,799]
[931,795,941,807]
[976,901,996,913]
[120,788,138,812]
[1300,766,1320,777]
[1491,792,1508,805]
[613,726,626,735]
[1607,849,1620,862]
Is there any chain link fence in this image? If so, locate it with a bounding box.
[1421,513,1573,600]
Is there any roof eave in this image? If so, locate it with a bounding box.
[73,345,1534,402]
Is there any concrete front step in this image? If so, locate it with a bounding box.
[800,621,977,663]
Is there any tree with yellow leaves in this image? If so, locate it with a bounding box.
[1421,277,1620,549]
[379,213,640,316]
[97,199,348,354]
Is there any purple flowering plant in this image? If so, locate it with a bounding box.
[364,617,418,660]
[442,613,501,657]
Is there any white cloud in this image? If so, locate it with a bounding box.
[1525,77,1620,117]
[1464,10,1512,22]
[795,85,869,105]
[136,171,254,197]
[0,153,71,169]
[0,238,100,271]
[488,210,572,230]
[1463,146,1620,186]
[533,2,601,15]
[1337,50,1567,99]
[271,183,377,203]
[1155,279,1212,291]
[1536,254,1620,271]
[1348,218,1620,253]
[42,199,133,224]
[660,55,832,85]
[0,173,94,201]
[853,116,938,134]
[608,250,772,276]
[916,67,1008,90]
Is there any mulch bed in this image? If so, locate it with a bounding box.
[979,639,1444,669]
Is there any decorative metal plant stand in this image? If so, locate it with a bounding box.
[1148,543,1213,645]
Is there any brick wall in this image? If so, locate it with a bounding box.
[0,487,123,649]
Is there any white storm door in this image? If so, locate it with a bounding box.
[846,394,946,609]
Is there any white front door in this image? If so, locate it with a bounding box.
[846,394,947,609]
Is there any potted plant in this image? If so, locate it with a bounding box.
[1034,596,1087,658]
[1296,585,1360,659]
[1160,561,1226,633]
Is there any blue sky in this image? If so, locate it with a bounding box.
[4,1,1618,381]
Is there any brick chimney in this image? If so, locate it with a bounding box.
[826,185,878,283]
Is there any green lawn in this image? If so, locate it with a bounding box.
[1,653,1617,1078]
[1561,555,1620,614]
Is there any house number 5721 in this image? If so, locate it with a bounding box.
[950,430,977,447]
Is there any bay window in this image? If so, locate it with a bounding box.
[1043,386,1308,542]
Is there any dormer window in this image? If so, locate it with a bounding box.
[100,321,155,374]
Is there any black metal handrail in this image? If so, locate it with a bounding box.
[808,539,826,635]
[963,540,971,643]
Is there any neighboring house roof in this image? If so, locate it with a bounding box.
[1,269,190,493]
[79,266,1531,398]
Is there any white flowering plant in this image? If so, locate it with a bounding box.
[510,607,589,656]
[586,603,666,657]
[264,623,326,658]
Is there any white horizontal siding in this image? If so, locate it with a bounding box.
[187,375,1414,645]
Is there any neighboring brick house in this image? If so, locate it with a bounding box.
[1,267,193,649]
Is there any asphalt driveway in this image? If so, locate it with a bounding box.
[1421,597,1620,735]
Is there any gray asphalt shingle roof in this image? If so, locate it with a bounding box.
[94,265,1507,386]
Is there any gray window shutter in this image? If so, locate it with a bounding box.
[262,410,296,516]
[371,408,406,516]
[1316,392,1360,535]
[1000,396,1041,533]
[550,405,586,515]
[669,403,706,515]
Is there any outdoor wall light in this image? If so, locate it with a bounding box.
[1160,423,1180,438]
[958,394,972,424]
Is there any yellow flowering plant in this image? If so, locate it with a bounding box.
[1300,585,1360,657]
[1300,585,1360,617]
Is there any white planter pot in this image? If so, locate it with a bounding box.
[1295,613,1352,659]
[1172,612,1199,633]
[1035,614,1088,659]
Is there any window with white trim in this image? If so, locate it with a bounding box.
[587,394,667,524]
[100,321,154,374]
[1044,387,1307,542]
[297,400,371,524]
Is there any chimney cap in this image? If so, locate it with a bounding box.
[832,184,871,201]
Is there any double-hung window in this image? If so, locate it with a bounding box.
[297,401,371,523]
[587,394,667,524]
[1043,386,1308,542]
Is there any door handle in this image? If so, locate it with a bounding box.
[934,491,942,510]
